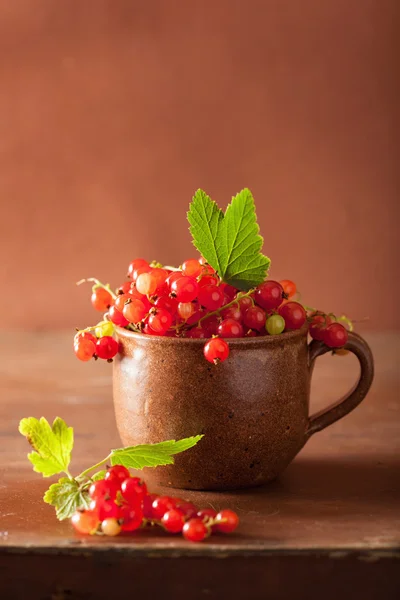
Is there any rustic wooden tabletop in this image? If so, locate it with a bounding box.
[0,331,399,599]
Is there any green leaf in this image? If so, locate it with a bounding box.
[44,477,90,521]
[110,435,203,470]
[18,417,73,477]
[188,188,270,290]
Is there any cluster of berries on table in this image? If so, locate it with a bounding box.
[74,256,352,365]
[71,465,239,542]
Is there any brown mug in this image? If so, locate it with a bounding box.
[112,323,374,490]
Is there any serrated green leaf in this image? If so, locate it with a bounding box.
[110,435,203,470]
[19,417,73,477]
[187,189,224,274]
[188,188,270,290]
[44,477,90,520]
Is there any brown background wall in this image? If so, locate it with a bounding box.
[0,0,398,331]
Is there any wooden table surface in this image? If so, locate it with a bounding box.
[0,331,399,599]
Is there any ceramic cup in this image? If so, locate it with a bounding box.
[112,323,374,490]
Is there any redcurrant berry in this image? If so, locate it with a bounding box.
[95,336,118,360]
[89,479,119,501]
[217,318,244,338]
[203,338,230,364]
[280,279,297,299]
[91,287,113,312]
[71,510,99,535]
[278,302,306,330]
[152,496,176,520]
[109,306,129,327]
[214,509,239,533]
[104,465,130,484]
[122,298,147,323]
[265,314,285,335]
[182,259,202,278]
[171,276,199,303]
[127,258,149,279]
[243,306,266,331]
[162,509,185,533]
[182,518,208,542]
[254,281,284,311]
[323,323,348,348]
[74,337,96,362]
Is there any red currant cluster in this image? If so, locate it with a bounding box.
[74,257,351,365]
[72,465,239,542]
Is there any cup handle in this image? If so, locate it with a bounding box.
[305,331,374,439]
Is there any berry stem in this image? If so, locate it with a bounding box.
[76,278,117,300]
[186,289,255,330]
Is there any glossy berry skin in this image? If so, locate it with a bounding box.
[74,337,96,361]
[243,306,267,331]
[143,494,159,519]
[221,304,242,321]
[136,271,157,296]
[155,295,178,315]
[122,298,147,324]
[309,313,332,341]
[74,331,97,346]
[182,518,208,542]
[115,293,135,312]
[105,464,130,484]
[95,336,118,360]
[182,259,202,278]
[280,279,297,299]
[151,268,169,290]
[323,323,348,348]
[121,477,148,504]
[109,305,129,327]
[237,295,253,314]
[91,287,114,312]
[171,276,199,303]
[198,284,225,311]
[119,503,143,531]
[217,318,244,338]
[166,271,183,289]
[265,314,285,335]
[90,498,119,521]
[162,509,185,533]
[101,518,121,537]
[127,258,149,279]
[89,479,119,501]
[152,496,176,520]
[254,281,284,311]
[71,510,99,534]
[148,308,173,333]
[203,338,230,364]
[278,302,306,330]
[197,274,219,288]
[214,509,239,533]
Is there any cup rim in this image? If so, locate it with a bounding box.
[112,321,309,345]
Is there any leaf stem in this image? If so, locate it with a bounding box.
[77,455,111,480]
